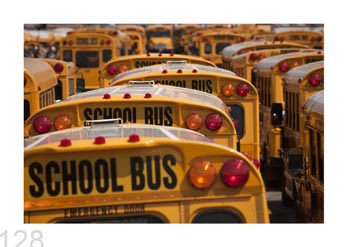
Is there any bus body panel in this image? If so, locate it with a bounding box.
[24,124,269,223]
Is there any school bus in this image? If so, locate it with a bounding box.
[190,28,246,67]
[280,61,324,206]
[272,30,324,49]
[24,81,238,149]
[254,51,324,185]
[39,58,85,101]
[221,40,311,70]
[24,57,58,122]
[295,90,324,223]
[173,24,202,54]
[145,24,174,53]
[24,121,269,223]
[59,31,123,90]
[99,53,216,88]
[117,24,147,54]
[109,61,260,165]
[229,48,315,85]
[68,26,131,56]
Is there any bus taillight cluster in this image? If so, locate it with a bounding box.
[188,158,250,189]
[222,83,250,97]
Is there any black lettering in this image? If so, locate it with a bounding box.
[130,157,145,190]
[95,159,109,193]
[62,160,77,195]
[144,107,153,124]
[111,158,124,192]
[146,156,161,190]
[164,106,173,126]
[46,161,60,196]
[78,160,93,194]
[162,154,177,189]
[84,108,93,120]
[191,79,212,93]
[93,108,103,120]
[29,162,44,198]
[103,108,113,119]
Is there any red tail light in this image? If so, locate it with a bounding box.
[33,116,52,134]
[278,62,289,72]
[107,65,118,75]
[236,83,249,97]
[308,73,322,86]
[188,160,216,189]
[249,53,259,61]
[186,113,203,131]
[220,159,249,187]
[53,63,64,73]
[205,113,223,130]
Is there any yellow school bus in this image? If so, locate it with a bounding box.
[99,53,216,88]
[190,28,246,67]
[24,122,269,223]
[24,57,58,121]
[145,24,174,53]
[173,24,202,54]
[272,30,324,49]
[59,31,122,90]
[221,40,311,70]
[109,62,260,165]
[24,81,238,149]
[295,90,324,223]
[39,58,86,100]
[117,24,147,54]
[229,48,315,85]
[68,27,131,55]
[280,61,324,206]
[254,51,324,185]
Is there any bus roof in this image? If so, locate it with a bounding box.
[24,58,57,91]
[283,61,324,85]
[255,50,324,72]
[221,40,310,59]
[24,122,215,150]
[113,61,235,83]
[65,82,228,112]
[103,53,217,68]
[302,90,324,115]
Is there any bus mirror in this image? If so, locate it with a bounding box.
[288,148,303,170]
[271,103,283,126]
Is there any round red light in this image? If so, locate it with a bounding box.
[128,134,140,142]
[144,93,152,98]
[220,159,249,187]
[279,62,289,72]
[103,94,111,99]
[33,116,52,134]
[53,63,64,73]
[205,113,223,131]
[236,83,249,97]
[94,136,106,144]
[123,93,131,99]
[59,138,71,147]
[162,69,168,74]
[308,73,322,86]
[107,65,118,75]
[192,69,198,73]
[177,69,182,73]
[249,53,259,61]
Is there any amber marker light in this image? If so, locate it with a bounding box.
[185,113,203,131]
[222,83,235,97]
[188,160,216,189]
[54,115,72,131]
